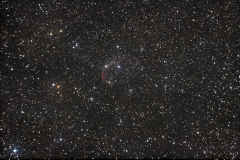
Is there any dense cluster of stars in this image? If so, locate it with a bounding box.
[1,1,239,159]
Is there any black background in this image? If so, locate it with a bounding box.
[1,0,239,159]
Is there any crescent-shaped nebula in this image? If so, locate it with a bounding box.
[101,54,141,85]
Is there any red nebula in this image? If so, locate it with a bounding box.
[101,70,106,81]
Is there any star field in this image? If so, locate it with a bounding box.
[1,1,239,159]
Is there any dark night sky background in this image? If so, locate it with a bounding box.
[1,0,239,159]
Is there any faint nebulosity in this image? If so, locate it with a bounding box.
[1,0,239,159]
